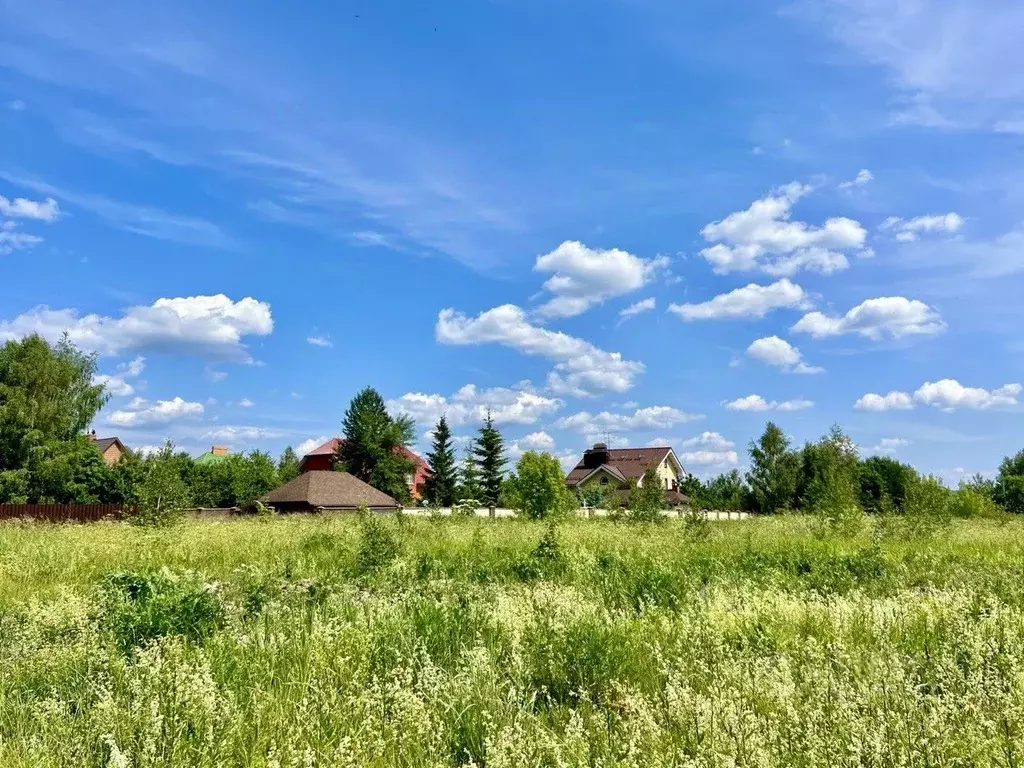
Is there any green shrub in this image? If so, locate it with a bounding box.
[356,510,402,574]
[99,570,224,653]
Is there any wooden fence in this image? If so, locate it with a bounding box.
[0,503,127,523]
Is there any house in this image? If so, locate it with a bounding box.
[86,431,127,466]
[195,445,231,466]
[565,443,689,506]
[299,438,429,499]
[265,470,400,512]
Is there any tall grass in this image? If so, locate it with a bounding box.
[2,515,1024,765]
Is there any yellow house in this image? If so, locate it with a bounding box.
[565,443,688,504]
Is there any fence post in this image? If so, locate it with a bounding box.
[489,505,495,518]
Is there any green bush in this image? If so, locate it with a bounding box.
[356,511,402,574]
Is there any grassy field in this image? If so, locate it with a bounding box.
[2,515,1024,767]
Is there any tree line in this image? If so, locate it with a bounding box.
[682,421,1024,520]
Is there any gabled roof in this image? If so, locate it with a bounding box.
[266,471,400,509]
[92,437,125,453]
[566,446,679,487]
[299,438,427,468]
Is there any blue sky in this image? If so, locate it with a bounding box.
[2,0,1023,481]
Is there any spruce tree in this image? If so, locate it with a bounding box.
[423,415,458,506]
[458,443,480,502]
[336,386,416,502]
[473,410,507,507]
[277,446,301,484]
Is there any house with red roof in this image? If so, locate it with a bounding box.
[298,438,429,500]
[565,442,689,506]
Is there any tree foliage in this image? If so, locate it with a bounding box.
[423,415,458,506]
[858,456,916,515]
[626,467,665,523]
[337,386,416,503]
[505,451,576,520]
[277,447,301,484]
[132,443,192,526]
[456,443,481,503]
[473,411,507,507]
[746,422,799,515]
[994,450,1024,514]
[0,334,107,473]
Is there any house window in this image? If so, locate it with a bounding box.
[600,477,608,485]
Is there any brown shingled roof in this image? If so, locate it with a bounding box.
[299,438,427,467]
[266,471,400,510]
[565,447,674,487]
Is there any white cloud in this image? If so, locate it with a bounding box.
[915,380,1021,411]
[92,355,146,397]
[107,396,204,426]
[0,230,44,255]
[388,382,563,428]
[682,431,736,450]
[203,425,282,443]
[881,213,963,242]
[519,431,555,450]
[533,241,668,317]
[296,436,330,456]
[854,380,1021,412]
[838,169,874,189]
[746,336,825,374]
[854,391,915,412]
[791,296,945,340]
[724,395,813,412]
[236,398,255,408]
[869,437,910,455]
[556,406,704,435]
[668,279,811,321]
[436,304,644,395]
[0,195,60,222]
[698,181,866,276]
[0,294,273,362]
[307,335,332,347]
[680,450,740,466]
[619,297,656,319]
[205,368,228,382]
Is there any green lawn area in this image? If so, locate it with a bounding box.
[2,515,1024,766]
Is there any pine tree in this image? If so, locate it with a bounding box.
[336,386,416,502]
[423,415,458,506]
[277,446,301,484]
[457,443,480,502]
[473,410,507,507]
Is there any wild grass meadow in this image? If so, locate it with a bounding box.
[3,514,1024,766]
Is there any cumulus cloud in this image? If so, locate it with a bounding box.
[533,241,669,317]
[869,437,910,455]
[91,355,145,397]
[855,380,1021,412]
[680,450,740,466]
[880,213,963,242]
[699,181,866,276]
[854,391,915,412]
[746,336,824,374]
[0,229,44,255]
[0,195,60,222]
[236,398,255,408]
[436,304,644,395]
[107,396,204,426]
[724,395,813,412]
[668,279,811,321]
[0,294,273,362]
[519,431,555,450]
[682,431,736,450]
[838,169,874,189]
[619,297,656,319]
[306,335,332,347]
[556,406,704,435]
[791,296,945,340]
[296,436,330,456]
[388,382,563,428]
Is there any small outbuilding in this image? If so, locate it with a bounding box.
[264,470,400,513]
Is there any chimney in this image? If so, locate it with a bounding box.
[211,445,229,457]
[87,429,97,442]
[583,442,609,469]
